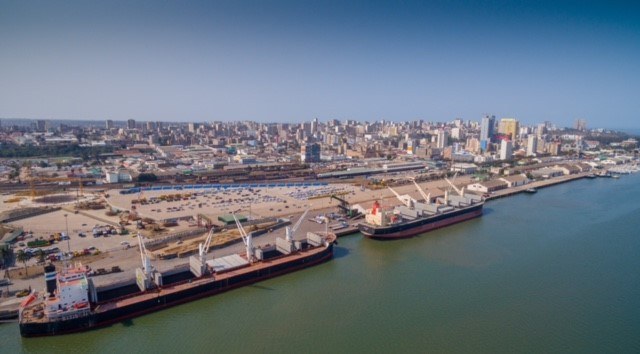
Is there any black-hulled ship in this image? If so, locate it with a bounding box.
[19,222,335,337]
[358,179,484,240]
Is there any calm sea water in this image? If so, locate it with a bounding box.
[3,174,640,353]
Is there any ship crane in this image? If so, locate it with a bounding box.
[387,186,415,208]
[411,178,431,203]
[233,213,254,263]
[444,177,466,197]
[286,209,309,243]
[137,233,153,274]
[198,227,216,264]
[135,233,160,290]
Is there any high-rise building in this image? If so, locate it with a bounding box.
[498,118,519,140]
[36,120,47,132]
[188,123,198,133]
[437,130,449,149]
[300,143,321,162]
[148,134,159,145]
[303,122,312,135]
[127,119,136,129]
[500,140,513,160]
[526,135,538,156]
[146,121,156,131]
[105,120,114,129]
[466,137,480,154]
[311,118,318,134]
[536,123,546,138]
[574,119,587,131]
[480,115,495,151]
[451,127,464,140]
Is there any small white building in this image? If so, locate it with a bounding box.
[450,163,478,174]
[499,174,529,188]
[466,180,509,193]
[104,169,133,184]
[530,167,564,179]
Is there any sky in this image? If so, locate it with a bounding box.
[1,0,639,128]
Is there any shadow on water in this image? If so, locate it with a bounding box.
[482,207,495,216]
[121,319,134,327]
[333,246,351,259]
[249,284,275,291]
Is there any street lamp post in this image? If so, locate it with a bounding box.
[64,214,70,254]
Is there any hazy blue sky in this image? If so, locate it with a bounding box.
[1,0,639,128]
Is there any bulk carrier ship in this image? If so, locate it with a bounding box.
[358,178,484,239]
[19,214,335,337]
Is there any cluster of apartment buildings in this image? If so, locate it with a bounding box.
[0,116,637,185]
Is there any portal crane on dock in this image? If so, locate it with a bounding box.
[330,194,359,217]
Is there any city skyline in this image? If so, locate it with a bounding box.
[1,1,639,128]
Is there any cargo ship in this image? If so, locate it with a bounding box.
[358,179,484,239]
[19,217,336,337]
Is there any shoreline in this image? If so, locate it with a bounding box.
[0,170,614,313]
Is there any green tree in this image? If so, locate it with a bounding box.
[137,173,158,182]
[36,249,46,264]
[8,169,19,180]
[16,250,31,276]
[0,246,10,269]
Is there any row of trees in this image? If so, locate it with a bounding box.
[0,143,114,159]
[0,246,13,269]
[0,248,47,274]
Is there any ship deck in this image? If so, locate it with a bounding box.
[361,202,484,229]
[21,234,335,324]
[95,233,335,314]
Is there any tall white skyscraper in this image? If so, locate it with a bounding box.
[526,135,538,156]
[500,140,513,160]
[536,123,546,138]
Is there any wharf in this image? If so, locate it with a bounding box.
[486,172,589,201]
[335,226,359,237]
[337,172,593,237]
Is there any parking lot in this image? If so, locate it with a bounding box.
[9,209,134,256]
[107,184,359,222]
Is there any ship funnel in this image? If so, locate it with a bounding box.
[44,264,57,297]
